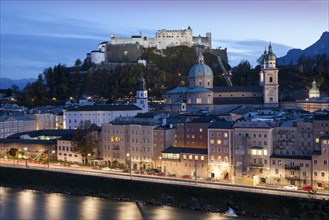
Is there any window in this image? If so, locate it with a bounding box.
[211,155,214,161]
[195,155,198,160]
[217,156,222,162]
[211,147,214,152]
[210,132,214,138]
[199,128,203,132]
[272,160,276,165]
[314,171,318,176]
[224,132,228,138]
[217,140,222,144]
[196,98,202,104]
[305,163,309,168]
[217,147,220,152]
[189,155,192,160]
[270,77,273,83]
[315,138,320,143]
[324,160,328,165]
[183,155,187,160]
[210,139,215,144]
[275,169,279,174]
[263,149,268,156]
[321,172,325,177]
[201,156,204,161]
[217,132,221,138]
[314,160,318,165]
[303,172,306,177]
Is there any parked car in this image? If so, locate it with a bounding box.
[299,185,316,194]
[156,172,166,176]
[283,185,298,190]
[70,164,80,168]
[181,175,192,179]
[102,167,111,171]
[111,168,123,172]
[167,173,176,177]
[265,183,277,188]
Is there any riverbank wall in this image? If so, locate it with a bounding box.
[0,167,328,219]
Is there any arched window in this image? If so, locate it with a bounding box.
[270,77,273,83]
[217,156,221,162]
[207,81,210,86]
[224,156,228,163]
[211,155,215,161]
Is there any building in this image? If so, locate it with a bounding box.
[161,147,208,178]
[207,120,234,180]
[63,104,142,129]
[0,129,74,161]
[163,43,279,112]
[312,135,329,189]
[101,113,164,169]
[110,26,211,50]
[0,115,36,138]
[295,97,329,112]
[233,121,274,180]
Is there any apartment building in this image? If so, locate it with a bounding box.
[312,135,329,189]
[207,120,234,180]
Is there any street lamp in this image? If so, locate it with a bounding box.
[159,156,162,173]
[23,147,28,167]
[126,153,132,180]
[87,153,91,165]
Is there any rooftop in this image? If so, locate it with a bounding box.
[162,146,208,155]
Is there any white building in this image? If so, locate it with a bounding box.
[110,26,211,50]
[90,50,105,64]
[63,105,142,129]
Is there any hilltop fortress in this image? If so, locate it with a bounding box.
[87,26,227,65]
[110,26,211,50]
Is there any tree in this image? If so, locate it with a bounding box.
[8,148,18,158]
[72,121,100,164]
[75,58,82,67]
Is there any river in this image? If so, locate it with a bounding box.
[0,187,255,220]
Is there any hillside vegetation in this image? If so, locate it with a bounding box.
[11,46,329,107]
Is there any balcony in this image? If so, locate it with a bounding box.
[249,163,264,168]
[285,175,300,180]
[284,164,300,170]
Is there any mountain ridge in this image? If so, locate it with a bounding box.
[277,31,329,65]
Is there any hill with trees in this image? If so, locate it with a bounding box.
[10,42,329,107]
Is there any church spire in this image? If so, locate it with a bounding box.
[197,52,204,64]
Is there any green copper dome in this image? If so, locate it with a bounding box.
[267,43,276,60]
[188,52,213,78]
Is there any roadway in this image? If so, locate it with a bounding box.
[1,159,328,201]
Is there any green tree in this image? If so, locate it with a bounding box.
[72,121,100,164]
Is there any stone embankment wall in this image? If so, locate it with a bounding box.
[0,167,328,219]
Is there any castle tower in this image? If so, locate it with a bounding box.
[262,43,279,107]
[136,75,148,113]
[309,79,320,98]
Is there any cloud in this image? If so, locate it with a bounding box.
[213,39,293,67]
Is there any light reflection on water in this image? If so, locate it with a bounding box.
[0,187,254,220]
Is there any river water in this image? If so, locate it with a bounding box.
[0,187,254,220]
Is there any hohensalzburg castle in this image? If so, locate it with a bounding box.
[110,26,211,50]
[87,26,216,64]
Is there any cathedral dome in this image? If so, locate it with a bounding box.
[188,53,213,78]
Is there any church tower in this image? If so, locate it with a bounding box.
[309,79,320,98]
[262,43,279,107]
[136,75,148,113]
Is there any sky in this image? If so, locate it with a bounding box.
[1,0,328,80]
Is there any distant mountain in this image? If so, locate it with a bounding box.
[0,78,36,90]
[277,32,329,66]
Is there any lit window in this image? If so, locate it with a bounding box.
[199,128,203,132]
[315,138,320,143]
[201,156,204,161]
[195,155,198,160]
[191,135,195,139]
[196,98,202,104]
[217,156,221,162]
[210,139,215,144]
[189,155,192,160]
[210,155,214,161]
[183,155,187,160]
[217,140,221,144]
[224,132,228,138]
[263,149,268,155]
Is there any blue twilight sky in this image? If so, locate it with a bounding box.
[1,0,328,79]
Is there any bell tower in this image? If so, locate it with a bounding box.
[136,75,148,113]
[262,43,279,107]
